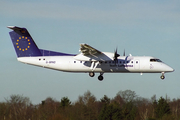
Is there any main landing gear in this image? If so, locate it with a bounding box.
[160,72,165,80]
[89,72,104,81]
[89,72,95,77]
[98,73,104,81]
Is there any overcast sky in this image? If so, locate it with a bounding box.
[0,0,179,104]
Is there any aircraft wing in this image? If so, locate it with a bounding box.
[74,44,112,61]
[80,44,102,56]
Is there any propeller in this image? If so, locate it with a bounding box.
[114,48,120,63]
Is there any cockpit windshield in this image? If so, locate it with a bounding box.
[150,59,162,62]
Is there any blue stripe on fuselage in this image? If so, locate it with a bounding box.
[39,49,75,56]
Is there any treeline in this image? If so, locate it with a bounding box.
[0,90,180,120]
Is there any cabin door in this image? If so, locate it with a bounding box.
[135,60,140,69]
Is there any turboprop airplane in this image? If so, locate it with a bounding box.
[8,26,174,81]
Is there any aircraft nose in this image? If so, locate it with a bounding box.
[166,66,174,72]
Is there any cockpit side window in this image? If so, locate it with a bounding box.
[157,59,162,62]
[150,59,162,62]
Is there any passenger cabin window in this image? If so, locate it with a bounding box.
[150,59,162,62]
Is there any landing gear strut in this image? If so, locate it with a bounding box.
[98,73,104,81]
[89,72,95,77]
[160,72,165,80]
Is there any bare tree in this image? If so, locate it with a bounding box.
[111,94,125,107]
[75,90,97,120]
[117,90,137,103]
[5,94,32,120]
[77,90,96,106]
[38,97,60,120]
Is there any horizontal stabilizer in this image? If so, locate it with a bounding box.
[7,26,24,31]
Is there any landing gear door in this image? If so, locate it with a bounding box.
[135,60,140,69]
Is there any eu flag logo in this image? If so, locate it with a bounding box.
[16,36,31,52]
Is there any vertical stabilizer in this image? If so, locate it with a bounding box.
[8,26,42,57]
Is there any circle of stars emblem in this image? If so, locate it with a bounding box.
[16,36,31,51]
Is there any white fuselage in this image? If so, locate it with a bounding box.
[17,55,174,73]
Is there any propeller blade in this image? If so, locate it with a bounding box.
[123,49,125,56]
[114,48,120,63]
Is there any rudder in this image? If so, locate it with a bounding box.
[8,26,42,57]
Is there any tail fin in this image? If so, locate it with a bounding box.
[8,26,42,57]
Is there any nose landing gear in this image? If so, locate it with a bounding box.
[160,72,165,80]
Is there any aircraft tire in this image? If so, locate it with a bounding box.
[89,72,95,77]
[160,75,165,80]
[98,75,103,81]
